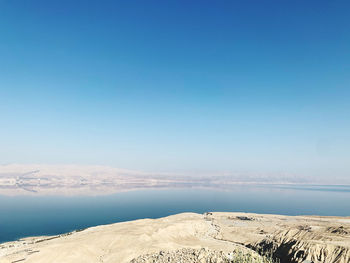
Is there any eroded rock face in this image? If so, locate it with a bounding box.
[252,231,350,263]
[208,213,350,263]
[248,223,350,263]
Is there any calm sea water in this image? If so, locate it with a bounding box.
[1,184,350,243]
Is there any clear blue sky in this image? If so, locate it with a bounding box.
[0,0,349,177]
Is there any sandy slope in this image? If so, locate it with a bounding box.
[0,213,245,263]
[1,212,350,263]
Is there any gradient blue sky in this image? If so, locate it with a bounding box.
[1,0,349,177]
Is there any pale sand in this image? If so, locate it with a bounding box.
[1,212,350,263]
[0,213,244,263]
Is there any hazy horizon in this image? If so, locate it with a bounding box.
[1,1,349,179]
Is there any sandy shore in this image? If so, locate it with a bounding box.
[1,212,350,263]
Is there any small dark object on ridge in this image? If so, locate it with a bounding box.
[236,216,254,221]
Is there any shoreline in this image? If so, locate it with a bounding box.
[2,211,350,245]
[1,182,350,197]
[1,212,350,263]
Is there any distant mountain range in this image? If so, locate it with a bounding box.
[0,164,348,196]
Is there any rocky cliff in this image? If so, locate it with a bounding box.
[206,213,350,263]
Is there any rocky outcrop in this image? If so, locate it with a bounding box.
[208,213,350,263]
[251,229,350,263]
[130,248,272,263]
